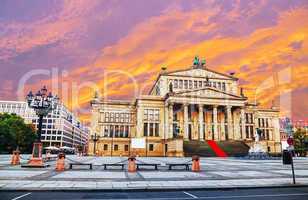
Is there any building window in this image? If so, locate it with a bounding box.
[250,126,254,138]
[114,144,118,151]
[124,145,129,151]
[217,82,221,90]
[149,144,154,151]
[144,123,148,136]
[120,126,124,137]
[104,144,108,150]
[144,109,148,120]
[149,123,154,136]
[213,82,216,88]
[124,125,129,137]
[115,125,119,137]
[222,82,226,91]
[189,80,192,89]
[154,110,159,121]
[155,123,159,137]
[174,80,178,88]
[199,81,202,88]
[179,80,183,88]
[184,80,188,89]
[110,126,114,137]
[104,127,109,137]
[194,80,197,88]
[245,126,249,138]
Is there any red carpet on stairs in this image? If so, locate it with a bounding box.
[206,140,227,157]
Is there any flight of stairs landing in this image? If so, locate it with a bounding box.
[183,140,250,157]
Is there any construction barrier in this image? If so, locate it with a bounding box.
[55,153,66,171]
[192,155,200,172]
[128,156,136,172]
[11,150,20,165]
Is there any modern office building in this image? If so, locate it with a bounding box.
[0,100,89,149]
[90,57,281,157]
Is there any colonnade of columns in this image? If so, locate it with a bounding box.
[165,102,245,141]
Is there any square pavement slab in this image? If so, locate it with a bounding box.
[0,170,48,178]
[273,170,308,176]
[209,170,284,178]
[139,171,211,179]
[51,171,126,179]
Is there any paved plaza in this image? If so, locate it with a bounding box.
[0,155,308,190]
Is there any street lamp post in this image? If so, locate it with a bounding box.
[23,86,58,168]
[91,132,100,156]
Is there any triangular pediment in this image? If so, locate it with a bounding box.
[173,87,245,100]
[165,68,236,80]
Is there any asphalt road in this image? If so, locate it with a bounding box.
[1,187,308,200]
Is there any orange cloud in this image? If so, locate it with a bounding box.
[20,4,308,123]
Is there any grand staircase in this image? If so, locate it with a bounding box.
[183,140,250,157]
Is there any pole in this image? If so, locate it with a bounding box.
[37,115,44,142]
[129,126,131,156]
[72,126,75,148]
[93,140,96,156]
[291,156,296,184]
[146,135,148,157]
[93,132,97,156]
[111,132,114,157]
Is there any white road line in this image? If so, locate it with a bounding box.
[197,193,308,199]
[11,192,31,200]
[183,191,198,199]
[88,192,308,200]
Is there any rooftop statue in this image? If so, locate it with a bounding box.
[193,56,200,65]
[201,59,206,66]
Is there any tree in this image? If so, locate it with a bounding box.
[293,128,308,157]
[0,113,37,153]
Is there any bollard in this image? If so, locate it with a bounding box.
[192,155,200,172]
[11,150,20,165]
[55,153,66,171]
[128,156,136,172]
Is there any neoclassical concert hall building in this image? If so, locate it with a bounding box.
[90,57,281,157]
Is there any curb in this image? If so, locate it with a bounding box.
[1,184,308,192]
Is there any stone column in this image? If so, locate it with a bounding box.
[220,111,225,141]
[227,105,233,140]
[213,105,218,141]
[232,109,239,140]
[204,108,208,140]
[183,103,189,140]
[136,105,143,137]
[240,108,245,140]
[164,103,169,140]
[198,104,204,141]
[169,103,174,139]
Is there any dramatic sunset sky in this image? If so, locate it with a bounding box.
[0,0,307,123]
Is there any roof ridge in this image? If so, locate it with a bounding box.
[162,67,238,80]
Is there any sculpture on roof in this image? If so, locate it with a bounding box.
[193,56,199,65]
[193,56,206,68]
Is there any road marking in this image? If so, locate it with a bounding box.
[196,193,308,199]
[88,192,308,200]
[11,192,31,200]
[183,191,198,199]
